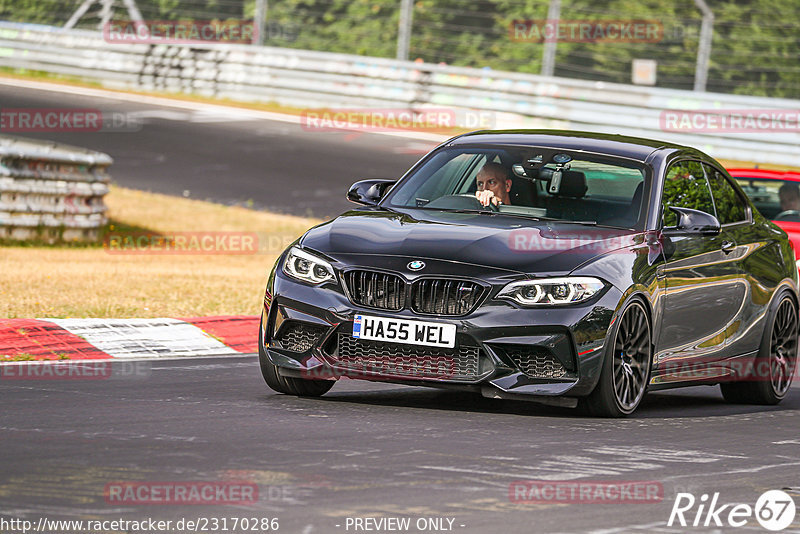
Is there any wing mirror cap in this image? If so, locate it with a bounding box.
[347,179,397,206]
[663,206,721,236]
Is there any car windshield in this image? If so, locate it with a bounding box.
[382,145,648,229]
[734,177,800,221]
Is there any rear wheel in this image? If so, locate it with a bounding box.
[258,319,334,397]
[720,293,797,405]
[586,299,652,417]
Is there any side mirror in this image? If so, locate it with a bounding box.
[347,179,397,206]
[663,206,721,237]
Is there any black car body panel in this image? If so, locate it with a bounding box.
[300,209,640,275]
[261,130,798,411]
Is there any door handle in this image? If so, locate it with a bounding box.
[721,241,735,254]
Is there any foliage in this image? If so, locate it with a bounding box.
[2,0,799,98]
[662,177,716,226]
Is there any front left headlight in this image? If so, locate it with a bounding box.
[282,246,336,285]
[497,277,605,306]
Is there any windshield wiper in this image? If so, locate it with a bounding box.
[557,220,598,226]
[443,208,499,216]
[426,207,554,221]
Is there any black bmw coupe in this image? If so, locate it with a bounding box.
[259,131,798,416]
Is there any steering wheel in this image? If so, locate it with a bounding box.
[470,193,501,212]
[480,196,500,213]
[774,210,800,221]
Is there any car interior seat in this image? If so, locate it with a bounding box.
[546,170,589,220]
[601,181,644,228]
[509,176,537,206]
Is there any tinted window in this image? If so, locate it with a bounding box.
[735,178,780,218]
[565,160,643,200]
[662,161,714,227]
[704,164,747,224]
[383,145,648,228]
[734,177,800,221]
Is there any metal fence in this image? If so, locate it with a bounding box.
[0,133,111,241]
[1,21,799,167]
[4,0,800,99]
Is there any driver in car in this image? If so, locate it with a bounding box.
[475,162,512,207]
[778,182,800,213]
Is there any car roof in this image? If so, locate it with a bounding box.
[448,130,693,161]
[727,168,800,181]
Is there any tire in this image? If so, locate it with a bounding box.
[585,299,652,417]
[258,318,334,397]
[720,292,797,405]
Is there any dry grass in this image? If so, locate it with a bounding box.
[0,186,320,318]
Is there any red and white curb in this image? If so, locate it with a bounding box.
[0,316,259,361]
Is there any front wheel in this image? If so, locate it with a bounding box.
[585,299,652,417]
[720,293,797,405]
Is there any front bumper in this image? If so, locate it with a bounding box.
[262,266,621,400]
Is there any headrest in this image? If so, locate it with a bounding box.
[630,181,644,216]
[555,170,587,198]
[631,181,644,203]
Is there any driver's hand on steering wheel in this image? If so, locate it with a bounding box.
[476,190,501,207]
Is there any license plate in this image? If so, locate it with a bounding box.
[353,315,456,348]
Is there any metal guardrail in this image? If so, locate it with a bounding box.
[1,21,799,167]
[0,135,111,241]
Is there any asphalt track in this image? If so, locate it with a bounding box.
[2,81,800,533]
[1,356,799,533]
[0,80,432,219]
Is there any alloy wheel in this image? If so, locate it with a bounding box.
[769,298,798,397]
[612,303,651,412]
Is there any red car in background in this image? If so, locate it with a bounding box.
[728,168,800,269]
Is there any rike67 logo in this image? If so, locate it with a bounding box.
[669,490,796,531]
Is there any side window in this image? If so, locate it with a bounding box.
[704,164,747,224]
[662,161,714,227]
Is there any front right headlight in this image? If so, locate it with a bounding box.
[497,277,605,306]
[282,246,335,285]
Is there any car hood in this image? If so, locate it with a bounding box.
[300,208,640,274]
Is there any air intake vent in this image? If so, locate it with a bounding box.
[344,270,406,311]
[274,321,328,353]
[500,345,568,379]
[411,279,482,316]
[334,333,480,380]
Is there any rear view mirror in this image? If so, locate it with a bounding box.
[346,179,397,206]
[663,206,721,236]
